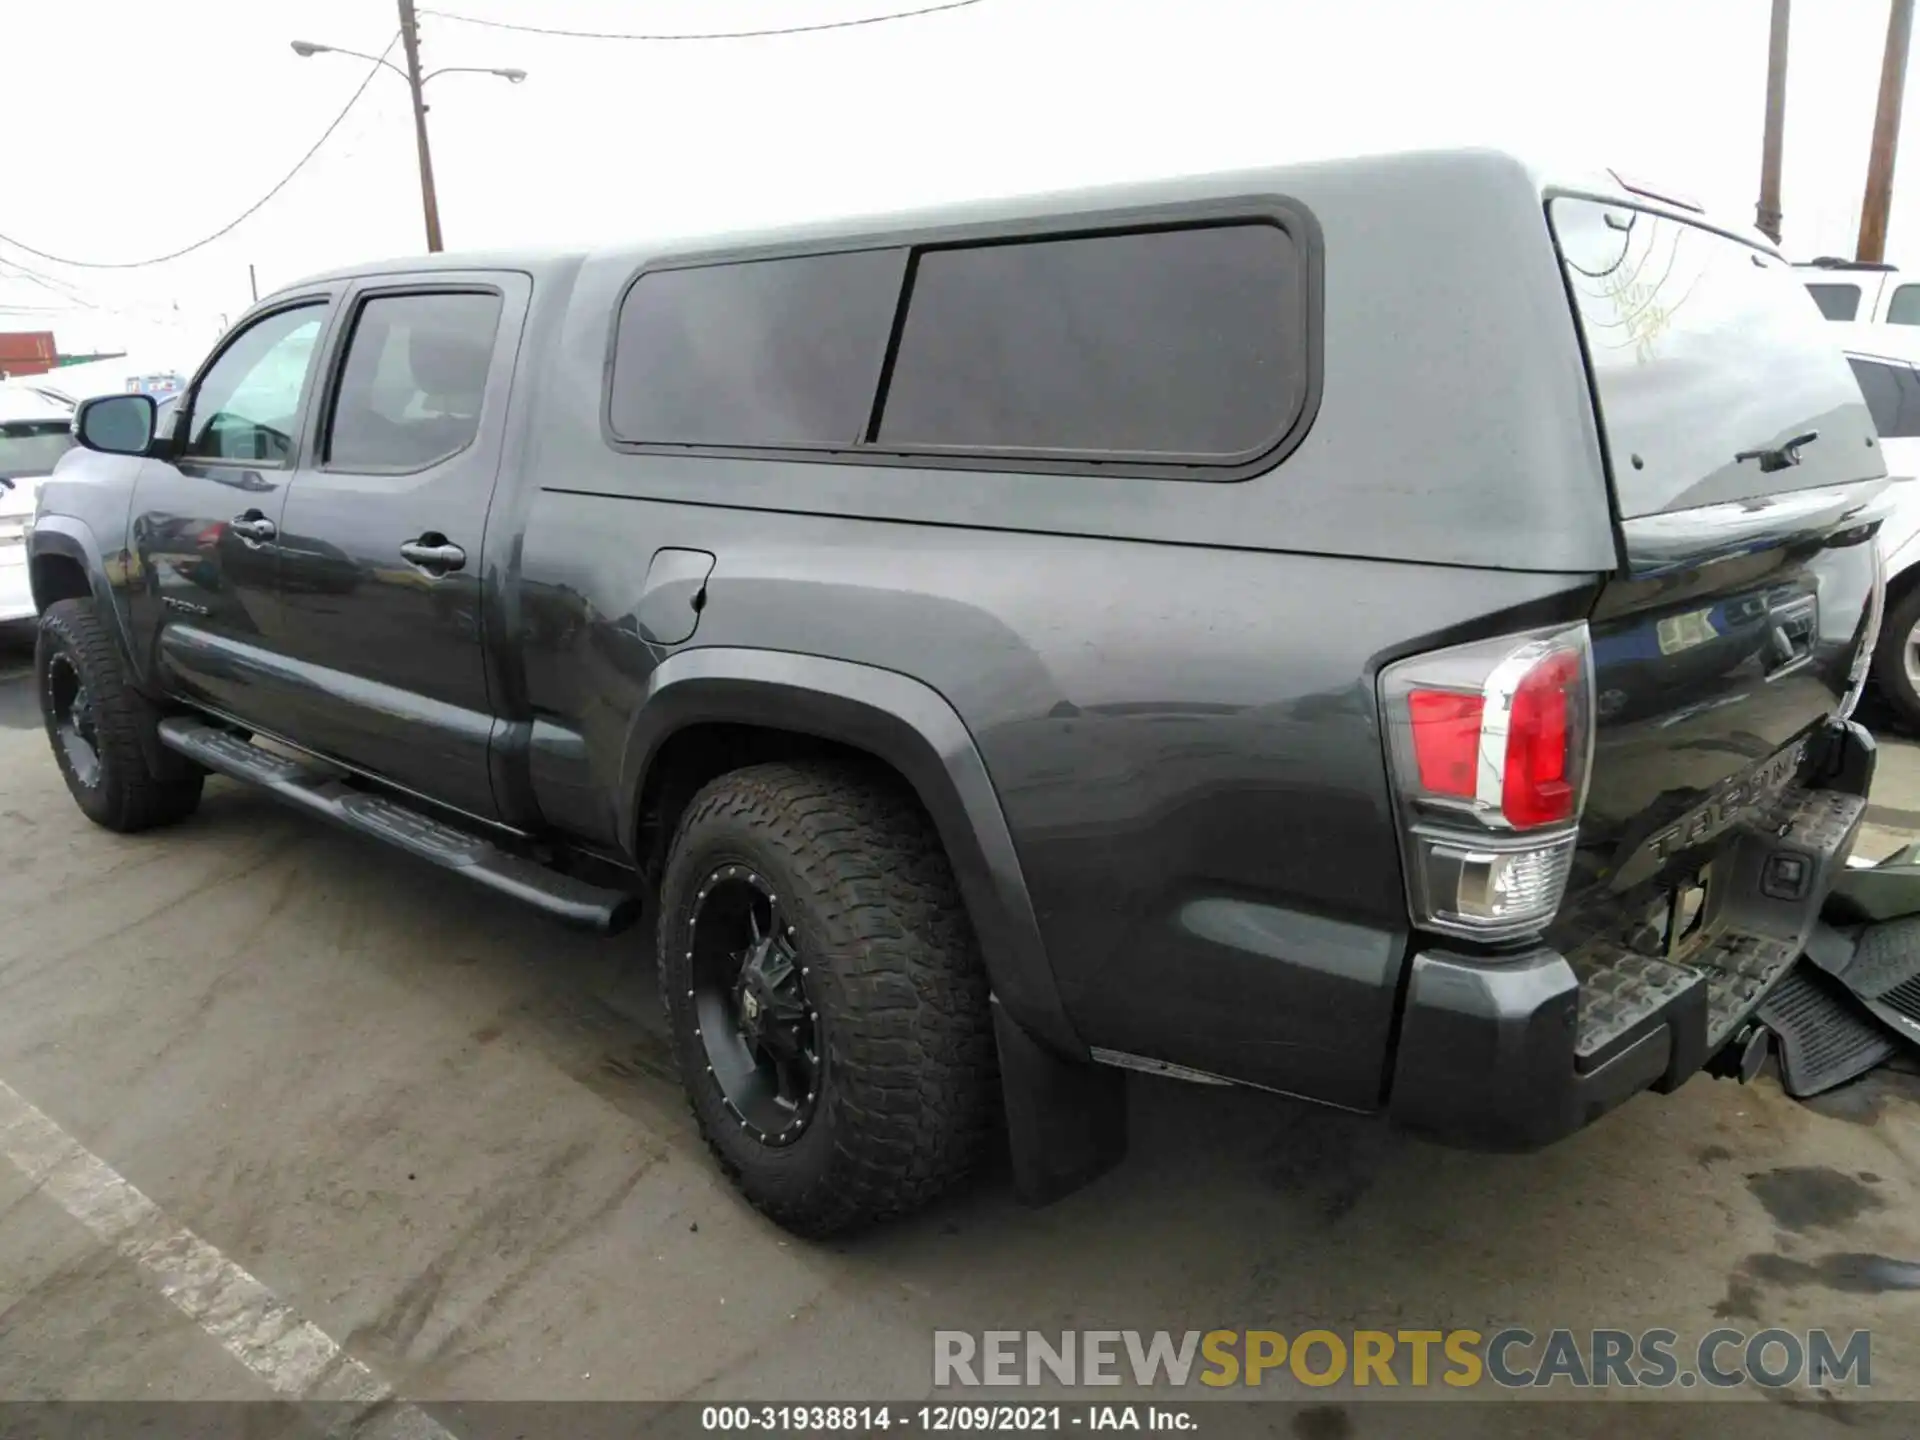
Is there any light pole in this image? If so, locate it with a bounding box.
[291,0,525,254]
[1859,0,1915,264]
[1755,0,1790,245]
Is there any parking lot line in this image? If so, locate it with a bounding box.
[0,1077,455,1437]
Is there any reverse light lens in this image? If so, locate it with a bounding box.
[1431,836,1579,928]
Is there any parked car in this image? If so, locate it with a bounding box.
[1,384,76,628]
[26,150,1891,1236]
[1797,256,1920,324]
[1828,323,1920,731]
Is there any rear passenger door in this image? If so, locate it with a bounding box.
[273,272,529,820]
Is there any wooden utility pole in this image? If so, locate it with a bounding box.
[1858,0,1915,263]
[397,0,444,253]
[1757,0,1791,243]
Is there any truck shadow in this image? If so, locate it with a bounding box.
[169,778,1840,1339]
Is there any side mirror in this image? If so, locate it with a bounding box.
[74,393,158,457]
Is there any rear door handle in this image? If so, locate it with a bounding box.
[229,513,276,543]
[400,537,466,572]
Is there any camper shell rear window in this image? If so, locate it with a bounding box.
[1552,197,1883,518]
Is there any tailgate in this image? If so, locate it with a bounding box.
[1548,196,1889,1062]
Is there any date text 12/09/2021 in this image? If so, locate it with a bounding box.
[701,1406,1193,1431]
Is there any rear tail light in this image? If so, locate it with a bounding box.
[1380,622,1595,942]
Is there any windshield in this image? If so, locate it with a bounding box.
[1552,198,1884,516]
[0,418,74,481]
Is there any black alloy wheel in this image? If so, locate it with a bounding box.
[687,864,821,1146]
[44,650,102,790]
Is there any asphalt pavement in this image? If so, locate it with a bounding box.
[4,629,1920,1420]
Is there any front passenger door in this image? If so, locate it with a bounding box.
[130,298,333,718]
[272,274,527,820]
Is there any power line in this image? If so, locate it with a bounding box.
[0,261,104,309]
[0,35,401,272]
[419,0,982,42]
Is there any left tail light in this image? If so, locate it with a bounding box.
[1379,621,1595,942]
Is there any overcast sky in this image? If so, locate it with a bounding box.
[3,0,1917,372]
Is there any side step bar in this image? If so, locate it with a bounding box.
[158,719,642,935]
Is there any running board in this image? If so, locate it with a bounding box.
[158,719,641,935]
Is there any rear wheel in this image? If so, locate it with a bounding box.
[658,761,997,1237]
[36,598,203,832]
[1873,583,1920,735]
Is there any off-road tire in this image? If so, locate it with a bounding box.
[658,761,997,1237]
[36,598,203,832]
[1873,583,1920,735]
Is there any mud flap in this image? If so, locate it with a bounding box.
[990,997,1127,1207]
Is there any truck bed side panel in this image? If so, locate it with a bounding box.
[517,495,1593,1106]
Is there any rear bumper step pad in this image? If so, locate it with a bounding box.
[1570,787,1866,1068]
[158,719,640,934]
[1756,963,1897,1098]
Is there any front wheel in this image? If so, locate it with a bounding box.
[36,598,203,832]
[658,761,997,1237]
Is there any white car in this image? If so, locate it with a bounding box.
[1830,323,1920,728]
[0,383,76,627]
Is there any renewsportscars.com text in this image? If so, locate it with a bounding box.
[933,1328,1872,1390]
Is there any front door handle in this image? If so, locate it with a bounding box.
[400,536,466,572]
[229,513,276,543]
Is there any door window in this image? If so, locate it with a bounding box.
[182,304,326,464]
[1888,284,1920,326]
[325,290,503,470]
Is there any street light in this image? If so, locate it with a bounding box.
[291,41,526,86]
[289,1,524,254]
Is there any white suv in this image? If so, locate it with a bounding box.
[1831,322,1920,728]
[1798,257,1920,325]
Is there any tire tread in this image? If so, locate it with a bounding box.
[658,760,997,1236]
[37,598,202,832]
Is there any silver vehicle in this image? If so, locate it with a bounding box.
[1831,322,1920,727]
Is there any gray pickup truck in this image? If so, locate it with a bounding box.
[25,148,1890,1236]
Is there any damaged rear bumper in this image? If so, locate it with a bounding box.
[1387,721,1875,1151]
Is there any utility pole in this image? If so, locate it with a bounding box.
[1859,0,1915,263]
[1756,0,1790,244]
[397,0,444,253]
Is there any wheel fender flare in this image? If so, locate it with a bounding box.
[27,517,141,680]
[621,647,1085,1059]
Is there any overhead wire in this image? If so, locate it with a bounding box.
[0,3,986,273]
[418,0,982,41]
[0,34,401,271]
